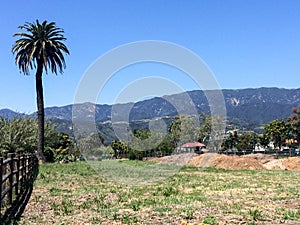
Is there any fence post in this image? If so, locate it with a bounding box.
[0,157,3,215]
[28,155,32,181]
[7,153,14,206]
[20,155,24,189]
[15,155,20,197]
[25,155,29,181]
[9,153,15,205]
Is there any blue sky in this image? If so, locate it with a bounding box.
[0,0,299,113]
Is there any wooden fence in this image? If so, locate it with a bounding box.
[0,153,38,223]
[219,148,299,157]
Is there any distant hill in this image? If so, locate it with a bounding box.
[47,87,300,126]
[1,87,300,142]
[0,109,26,120]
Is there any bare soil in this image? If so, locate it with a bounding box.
[149,152,300,171]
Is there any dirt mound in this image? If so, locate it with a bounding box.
[148,153,300,171]
[259,156,300,171]
[188,153,264,170]
[282,157,300,171]
[263,159,287,170]
[187,153,219,167]
[242,153,275,164]
[147,153,197,165]
[211,154,264,170]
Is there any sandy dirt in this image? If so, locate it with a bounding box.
[148,153,300,171]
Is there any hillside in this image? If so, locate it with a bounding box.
[1,87,300,140]
[0,108,26,120]
[54,87,300,124]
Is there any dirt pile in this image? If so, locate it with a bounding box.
[147,153,197,165]
[187,153,264,170]
[211,154,264,170]
[263,159,286,170]
[149,153,300,171]
[242,153,275,164]
[188,153,218,167]
[282,156,300,170]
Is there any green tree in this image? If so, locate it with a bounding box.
[168,115,182,148]
[222,130,238,150]
[153,136,175,155]
[236,132,257,150]
[197,113,212,144]
[44,121,77,162]
[257,133,270,149]
[111,140,128,159]
[288,105,300,148]
[12,20,69,162]
[43,120,76,161]
[168,115,199,147]
[133,128,151,140]
[198,114,225,151]
[264,119,290,149]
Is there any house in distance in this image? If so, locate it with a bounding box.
[178,142,207,154]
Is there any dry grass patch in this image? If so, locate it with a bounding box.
[18,161,300,225]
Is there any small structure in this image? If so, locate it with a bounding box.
[179,142,206,153]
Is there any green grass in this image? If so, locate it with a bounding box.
[19,161,300,225]
[89,159,182,186]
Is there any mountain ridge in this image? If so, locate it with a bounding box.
[1,87,300,133]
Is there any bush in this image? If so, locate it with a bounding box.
[44,147,55,162]
[0,116,78,162]
[128,149,143,160]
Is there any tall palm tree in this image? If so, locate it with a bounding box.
[12,20,69,162]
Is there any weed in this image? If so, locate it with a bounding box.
[39,173,46,179]
[203,215,217,225]
[50,198,73,216]
[181,207,195,220]
[129,200,143,211]
[61,199,73,215]
[249,209,263,221]
[161,184,179,197]
[91,216,102,224]
[154,207,172,213]
[283,209,300,220]
[246,222,258,225]
[112,213,139,224]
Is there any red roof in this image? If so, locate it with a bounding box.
[181,142,206,147]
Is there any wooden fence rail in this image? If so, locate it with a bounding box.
[0,153,38,222]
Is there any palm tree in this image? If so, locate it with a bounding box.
[12,20,69,162]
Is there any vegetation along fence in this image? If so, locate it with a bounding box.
[0,153,38,223]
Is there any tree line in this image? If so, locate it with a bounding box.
[1,105,299,161]
[106,105,300,160]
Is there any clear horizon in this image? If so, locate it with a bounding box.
[1,1,300,113]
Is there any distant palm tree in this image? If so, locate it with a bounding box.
[12,20,69,162]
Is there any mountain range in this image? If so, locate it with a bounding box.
[1,87,300,142]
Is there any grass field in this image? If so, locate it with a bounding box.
[19,160,300,225]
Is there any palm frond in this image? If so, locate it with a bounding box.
[12,20,69,75]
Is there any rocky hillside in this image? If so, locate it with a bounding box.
[1,87,300,136]
[48,87,300,125]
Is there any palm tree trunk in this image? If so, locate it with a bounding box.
[36,63,46,163]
